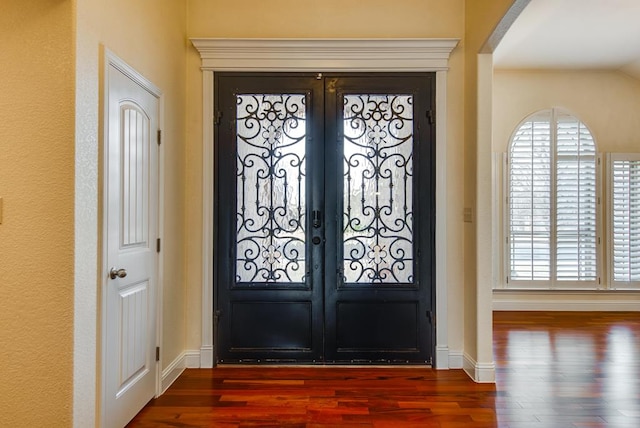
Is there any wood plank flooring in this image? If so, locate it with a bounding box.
[128,312,640,427]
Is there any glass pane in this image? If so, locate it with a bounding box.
[342,94,414,284]
[235,94,306,283]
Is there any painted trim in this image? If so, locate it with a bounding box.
[493,290,640,311]
[185,350,202,368]
[448,351,464,369]
[155,84,166,399]
[463,353,496,383]
[191,38,459,71]
[475,53,496,383]
[435,71,449,370]
[106,52,162,97]
[191,38,459,370]
[161,353,186,394]
[200,69,215,369]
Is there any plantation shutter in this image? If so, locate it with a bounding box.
[555,113,597,281]
[508,109,598,286]
[611,157,640,284]
[509,112,551,281]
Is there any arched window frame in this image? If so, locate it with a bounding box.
[505,108,602,289]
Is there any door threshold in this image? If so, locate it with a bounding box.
[216,364,433,369]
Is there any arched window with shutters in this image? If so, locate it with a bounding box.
[507,108,600,288]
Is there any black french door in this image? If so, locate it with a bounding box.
[215,73,435,364]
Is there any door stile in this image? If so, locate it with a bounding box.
[215,74,324,363]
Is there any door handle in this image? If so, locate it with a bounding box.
[312,210,322,228]
[109,267,127,280]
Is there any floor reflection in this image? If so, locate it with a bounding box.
[494,312,640,427]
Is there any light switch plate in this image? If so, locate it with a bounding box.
[463,207,473,223]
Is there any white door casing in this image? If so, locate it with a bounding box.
[190,38,459,370]
[103,52,161,427]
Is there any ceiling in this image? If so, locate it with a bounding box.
[493,0,640,79]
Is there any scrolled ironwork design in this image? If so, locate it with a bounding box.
[342,94,414,284]
[235,94,307,283]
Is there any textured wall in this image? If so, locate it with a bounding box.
[185,0,467,358]
[0,0,75,425]
[74,0,188,425]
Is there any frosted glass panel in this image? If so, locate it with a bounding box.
[342,94,414,284]
[236,94,306,283]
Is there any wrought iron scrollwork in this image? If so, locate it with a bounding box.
[235,94,307,283]
[342,94,414,284]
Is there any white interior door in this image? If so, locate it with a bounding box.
[103,56,160,428]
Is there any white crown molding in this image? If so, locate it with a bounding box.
[191,38,459,71]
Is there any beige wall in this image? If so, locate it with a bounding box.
[0,0,534,424]
[0,0,75,425]
[493,70,640,153]
[185,0,468,358]
[75,0,187,425]
[463,0,515,366]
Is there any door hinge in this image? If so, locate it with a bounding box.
[157,129,161,146]
[156,238,161,253]
[214,111,223,126]
[214,310,221,322]
[426,110,435,125]
[155,346,160,362]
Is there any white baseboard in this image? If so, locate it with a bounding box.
[185,350,201,368]
[200,345,214,368]
[493,290,640,311]
[161,352,186,394]
[435,346,464,369]
[463,353,495,383]
[448,350,463,369]
[434,345,449,369]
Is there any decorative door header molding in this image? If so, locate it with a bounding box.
[191,38,459,71]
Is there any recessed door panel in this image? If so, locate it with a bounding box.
[230,302,312,350]
[336,302,419,351]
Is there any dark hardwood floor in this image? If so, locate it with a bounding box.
[128,312,640,427]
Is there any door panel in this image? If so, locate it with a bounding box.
[216,75,324,363]
[215,73,434,364]
[104,61,159,427]
[230,302,313,350]
[336,302,419,350]
[324,76,434,363]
